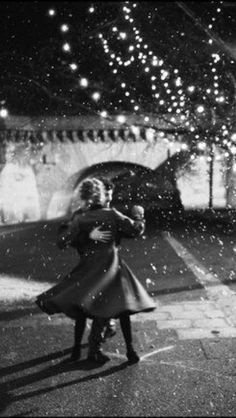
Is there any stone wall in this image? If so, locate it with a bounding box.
[0,114,234,224]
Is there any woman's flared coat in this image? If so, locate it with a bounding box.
[36,207,156,319]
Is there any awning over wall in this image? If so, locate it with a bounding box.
[0,127,187,144]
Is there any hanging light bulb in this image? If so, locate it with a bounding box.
[92,92,101,101]
[61,24,69,32]
[48,9,56,16]
[152,58,158,66]
[187,86,195,93]
[175,77,182,86]
[161,70,169,80]
[80,78,89,87]
[62,43,71,52]
[0,107,8,118]
[198,142,207,150]
[117,115,126,124]
[119,32,127,39]
[69,63,78,71]
[100,110,108,118]
[196,105,205,113]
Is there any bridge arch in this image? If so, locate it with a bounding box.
[47,160,182,218]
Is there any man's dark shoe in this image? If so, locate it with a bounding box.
[87,350,110,364]
[126,349,140,363]
[69,346,81,362]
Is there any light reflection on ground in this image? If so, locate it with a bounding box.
[0,274,52,302]
[0,162,41,223]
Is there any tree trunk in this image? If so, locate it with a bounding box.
[225,153,235,208]
[209,143,214,209]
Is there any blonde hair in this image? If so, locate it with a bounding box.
[78,177,106,206]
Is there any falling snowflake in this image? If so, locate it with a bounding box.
[150,263,157,272]
[146,278,154,286]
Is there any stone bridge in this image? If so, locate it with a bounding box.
[0,114,232,223]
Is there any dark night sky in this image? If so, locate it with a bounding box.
[0,1,236,56]
[0,1,61,55]
[0,1,115,55]
[0,1,236,116]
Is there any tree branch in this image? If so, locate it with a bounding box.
[176,1,236,61]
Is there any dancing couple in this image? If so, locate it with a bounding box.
[36,177,156,364]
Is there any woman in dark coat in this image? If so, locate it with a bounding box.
[36,178,156,363]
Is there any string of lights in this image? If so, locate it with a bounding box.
[192,1,235,158]
[121,3,189,117]
[39,3,236,158]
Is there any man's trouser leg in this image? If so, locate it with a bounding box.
[119,312,140,363]
[88,317,110,363]
[70,311,87,361]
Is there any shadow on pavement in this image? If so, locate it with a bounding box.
[8,409,36,417]
[0,306,41,321]
[0,356,130,414]
[0,346,91,377]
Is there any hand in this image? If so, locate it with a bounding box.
[89,226,112,243]
[131,205,145,220]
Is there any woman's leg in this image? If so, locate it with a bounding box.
[119,313,140,363]
[70,310,87,361]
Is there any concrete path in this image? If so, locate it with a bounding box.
[1,230,236,341]
[1,229,236,416]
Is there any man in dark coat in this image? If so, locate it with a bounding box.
[54,177,150,364]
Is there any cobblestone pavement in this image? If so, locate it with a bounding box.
[2,293,236,341]
[142,231,236,340]
[136,231,236,340]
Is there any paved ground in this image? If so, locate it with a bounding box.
[1,221,236,416]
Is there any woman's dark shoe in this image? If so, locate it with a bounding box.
[126,349,140,363]
[69,346,81,362]
[87,350,110,364]
[102,327,116,341]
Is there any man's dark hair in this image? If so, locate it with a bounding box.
[98,176,115,191]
